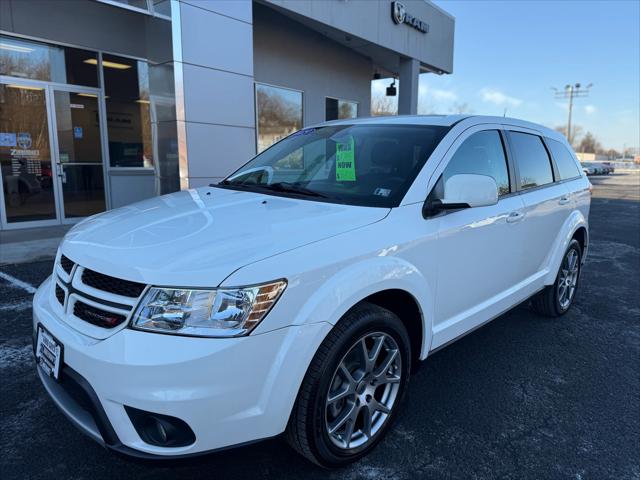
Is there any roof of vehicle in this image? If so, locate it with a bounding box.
[318,114,566,143]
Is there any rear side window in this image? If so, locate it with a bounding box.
[442,130,510,196]
[509,132,554,190]
[547,138,581,180]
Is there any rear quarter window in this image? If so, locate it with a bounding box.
[509,131,554,190]
[546,138,581,180]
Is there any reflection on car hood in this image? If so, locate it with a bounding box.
[60,187,389,286]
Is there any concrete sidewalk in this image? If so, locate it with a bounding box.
[0,225,70,265]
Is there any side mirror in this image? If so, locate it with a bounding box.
[423,173,498,218]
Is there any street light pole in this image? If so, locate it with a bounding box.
[552,83,592,146]
[567,85,574,143]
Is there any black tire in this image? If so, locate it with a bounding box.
[285,302,411,468]
[532,239,582,317]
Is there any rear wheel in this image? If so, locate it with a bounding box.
[285,302,411,467]
[532,239,582,317]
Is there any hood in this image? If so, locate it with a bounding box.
[60,187,389,286]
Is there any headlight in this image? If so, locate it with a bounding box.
[131,280,287,337]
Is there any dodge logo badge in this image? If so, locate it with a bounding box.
[392,1,406,25]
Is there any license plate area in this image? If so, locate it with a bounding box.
[36,324,63,380]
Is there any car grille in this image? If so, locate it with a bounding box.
[81,268,146,298]
[73,300,127,329]
[55,284,65,306]
[54,256,147,331]
[60,255,75,275]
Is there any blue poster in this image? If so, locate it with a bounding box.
[73,126,83,139]
[0,132,16,147]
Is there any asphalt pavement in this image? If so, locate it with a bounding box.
[1,172,638,480]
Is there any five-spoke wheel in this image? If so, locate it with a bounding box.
[533,238,582,317]
[325,332,402,449]
[286,303,411,467]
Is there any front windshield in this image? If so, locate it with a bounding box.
[219,124,450,208]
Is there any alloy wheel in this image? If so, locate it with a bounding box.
[558,248,580,310]
[324,332,402,450]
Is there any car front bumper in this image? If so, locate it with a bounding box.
[33,276,331,457]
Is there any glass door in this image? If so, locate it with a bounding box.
[0,81,58,226]
[50,87,107,220]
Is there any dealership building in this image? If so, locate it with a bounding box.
[0,0,454,230]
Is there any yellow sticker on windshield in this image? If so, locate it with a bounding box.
[336,136,356,181]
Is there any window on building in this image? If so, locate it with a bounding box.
[546,138,581,180]
[441,130,510,197]
[97,0,149,11]
[103,54,153,168]
[0,35,98,87]
[509,132,554,190]
[325,98,358,121]
[151,0,171,16]
[255,83,303,153]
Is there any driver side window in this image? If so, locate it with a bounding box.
[437,130,510,198]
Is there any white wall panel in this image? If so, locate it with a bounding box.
[181,0,253,24]
[179,1,254,76]
[183,64,255,127]
[185,123,255,179]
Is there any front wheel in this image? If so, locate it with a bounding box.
[532,239,582,317]
[285,302,411,467]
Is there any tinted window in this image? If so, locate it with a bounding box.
[509,132,554,190]
[326,98,358,121]
[0,35,98,87]
[443,130,510,196]
[256,84,303,153]
[221,125,449,208]
[547,138,581,180]
[103,54,153,168]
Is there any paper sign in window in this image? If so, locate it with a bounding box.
[336,136,356,181]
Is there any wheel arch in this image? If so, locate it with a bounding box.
[361,289,424,368]
[543,210,589,285]
[572,225,589,260]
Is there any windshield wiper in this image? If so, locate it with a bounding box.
[260,182,329,198]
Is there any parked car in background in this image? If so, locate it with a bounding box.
[601,162,615,174]
[582,162,609,175]
[582,165,596,176]
[33,115,591,467]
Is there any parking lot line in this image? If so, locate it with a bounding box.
[0,270,36,294]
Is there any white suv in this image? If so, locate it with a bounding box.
[33,115,590,467]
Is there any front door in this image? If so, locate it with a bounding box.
[0,80,107,228]
[50,87,107,220]
[0,81,58,227]
[428,126,528,347]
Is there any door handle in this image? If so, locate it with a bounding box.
[506,211,525,223]
[558,196,571,205]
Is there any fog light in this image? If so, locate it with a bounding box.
[125,406,195,447]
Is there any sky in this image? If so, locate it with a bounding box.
[372,0,640,152]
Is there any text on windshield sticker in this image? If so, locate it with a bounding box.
[336,136,356,181]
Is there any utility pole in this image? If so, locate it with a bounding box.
[552,83,592,145]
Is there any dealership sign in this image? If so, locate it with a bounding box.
[391,1,429,34]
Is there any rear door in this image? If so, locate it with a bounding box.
[505,128,572,279]
[545,137,591,221]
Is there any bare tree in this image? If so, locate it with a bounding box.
[554,124,584,147]
[449,102,473,114]
[577,132,601,154]
[371,97,397,116]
